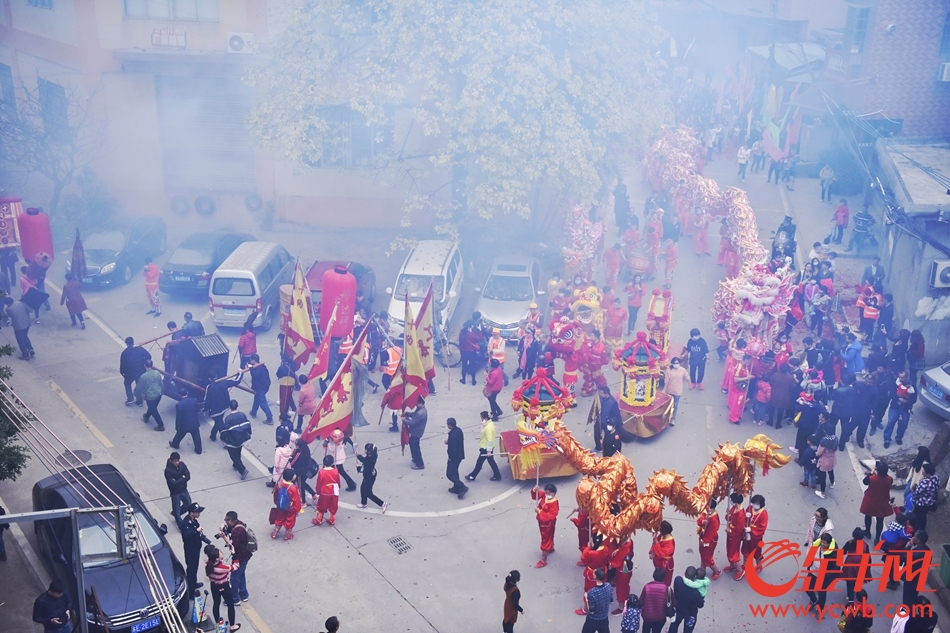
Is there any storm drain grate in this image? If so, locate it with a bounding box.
[387,536,413,554]
[55,450,92,469]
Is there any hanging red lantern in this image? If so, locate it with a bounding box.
[320,264,357,337]
[17,208,54,263]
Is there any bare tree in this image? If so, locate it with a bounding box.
[0,81,102,217]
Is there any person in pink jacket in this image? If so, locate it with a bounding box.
[295,375,318,434]
[485,359,504,421]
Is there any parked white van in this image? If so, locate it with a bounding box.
[386,240,463,337]
[209,242,294,331]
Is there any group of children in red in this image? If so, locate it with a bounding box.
[269,454,341,540]
[529,483,770,614]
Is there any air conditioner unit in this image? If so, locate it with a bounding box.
[930,260,950,288]
[939,62,950,82]
[227,33,255,54]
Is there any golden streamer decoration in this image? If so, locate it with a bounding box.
[548,420,790,542]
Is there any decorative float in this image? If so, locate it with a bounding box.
[612,332,674,438]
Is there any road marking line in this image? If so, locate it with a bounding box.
[94,376,122,383]
[45,281,126,349]
[338,484,522,517]
[242,448,271,477]
[47,380,114,448]
[240,603,274,633]
[0,493,52,589]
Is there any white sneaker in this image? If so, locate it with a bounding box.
[381,502,389,514]
[830,482,835,489]
[815,490,825,499]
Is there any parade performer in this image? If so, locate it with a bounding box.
[609,536,634,616]
[605,244,622,292]
[576,532,614,617]
[143,257,161,317]
[728,355,753,424]
[646,226,661,279]
[663,239,678,287]
[603,298,626,359]
[724,493,746,574]
[312,455,341,526]
[568,506,591,566]
[648,520,676,586]
[585,330,609,396]
[692,207,709,256]
[721,337,747,392]
[697,498,722,580]
[270,470,302,541]
[736,494,769,580]
[531,484,559,568]
[717,218,730,266]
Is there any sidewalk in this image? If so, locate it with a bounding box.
[0,508,48,631]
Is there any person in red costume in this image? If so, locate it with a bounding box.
[649,520,676,586]
[697,498,722,580]
[724,492,746,574]
[609,536,634,616]
[143,257,161,317]
[717,218,730,266]
[568,506,591,566]
[604,243,622,292]
[736,494,769,581]
[270,470,302,541]
[531,484,559,568]
[645,226,661,279]
[584,330,609,396]
[575,532,613,615]
[663,239,678,287]
[312,455,341,526]
[692,207,710,256]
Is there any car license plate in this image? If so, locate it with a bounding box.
[173,276,190,282]
[224,308,245,316]
[930,385,943,398]
[131,616,161,632]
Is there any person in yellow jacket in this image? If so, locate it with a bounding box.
[465,411,502,481]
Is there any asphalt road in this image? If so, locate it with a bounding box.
[1,158,947,633]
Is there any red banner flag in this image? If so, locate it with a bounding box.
[415,284,436,381]
[307,303,338,381]
[402,297,428,410]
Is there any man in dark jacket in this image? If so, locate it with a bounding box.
[884,374,917,449]
[445,417,467,499]
[829,378,856,439]
[32,580,71,632]
[221,510,253,603]
[169,390,202,454]
[4,296,35,360]
[869,365,896,436]
[842,373,876,450]
[670,567,705,633]
[180,311,205,337]
[204,370,242,442]
[768,365,798,428]
[181,502,211,596]
[163,451,192,529]
[119,336,151,405]
[405,398,428,470]
[222,399,251,479]
[248,354,274,424]
[794,394,827,455]
[902,530,931,608]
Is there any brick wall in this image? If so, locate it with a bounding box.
[855,0,950,137]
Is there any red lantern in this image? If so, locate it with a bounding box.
[17,208,54,263]
[320,264,356,337]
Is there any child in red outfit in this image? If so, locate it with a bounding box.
[313,455,341,526]
[271,469,303,540]
[531,484,559,567]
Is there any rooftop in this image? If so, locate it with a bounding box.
[882,141,950,209]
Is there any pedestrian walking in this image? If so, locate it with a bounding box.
[0,246,16,289]
[485,358,504,421]
[287,437,314,505]
[697,498,722,580]
[466,411,502,481]
[221,400,251,480]
[4,296,35,360]
[685,329,708,390]
[639,569,669,633]
[444,417,468,499]
[819,164,835,202]
[580,568,613,633]
[355,443,388,511]
[276,354,297,422]
[911,464,939,530]
[19,265,41,320]
[295,374,318,434]
[143,257,161,317]
[736,144,751,180]
[860,461,893,543]
[205,371,242,442]
[323,428,358,491]
[59,272,87,328]
[502,570,524,633]
[237,325,257,369]
[831,199,850,244]
[312,454,340,526]
[181,502,211,596]
[32,580,72,633]
[804,507,835,548]
[884,375,917,449]
[134,359,165,431]
[624,275,645,335]
[119,336,151,403]
[405,398,428,469]
[513,325,540,381]
[180,311,205,337]
[804,533,838,611]
[269,423,295,489]
[247,355,274,425]
[488,328,509,386]
[203,545,241,631]
[619,595,641,633]
[220,511,253,602]
[664,358,688,423]
[531,483,559,567]
[163,451,192,529]
[270,469,302,540]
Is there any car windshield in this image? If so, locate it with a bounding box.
[482,275,533,301]
[85,232,125,253]
[168,247,213,267]
[212,277,255,296]
[394,274,444,302]
[79,511,162,568]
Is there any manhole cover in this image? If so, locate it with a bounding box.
[387,536,413,555]
[55,450,92,469]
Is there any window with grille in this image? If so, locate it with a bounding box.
[306,107,395,169]
[846,6,871,55]
[37,78,68,140]
[125,0,218,21]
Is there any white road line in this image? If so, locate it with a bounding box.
[338,484,522,517]
[45,280,126,349]
[242,448,272,477]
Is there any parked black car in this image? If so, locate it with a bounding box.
[32,464,189,633]
[160,231,256,294]
[68,216,167,286]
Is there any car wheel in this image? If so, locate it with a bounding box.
[260,308,274,332]
[121,264,133,284]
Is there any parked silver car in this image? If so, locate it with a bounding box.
[918,362,950,419]
[474,256,543,341]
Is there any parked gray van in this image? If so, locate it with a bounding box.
[209,242,294,331]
